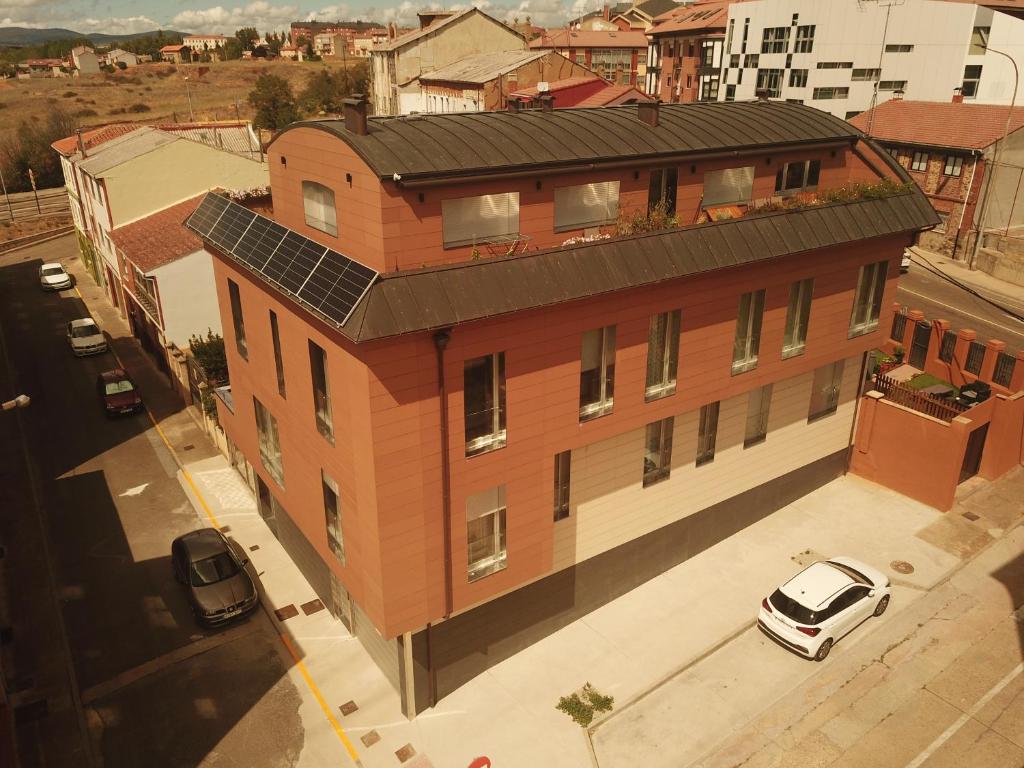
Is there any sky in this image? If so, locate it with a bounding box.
[0,0,600,35]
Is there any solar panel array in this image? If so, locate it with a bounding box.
[186,194,377,327]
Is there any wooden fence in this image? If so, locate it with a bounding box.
[873,373,968,422]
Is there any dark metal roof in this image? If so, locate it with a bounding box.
[277,100,860,181]
[341,190,938,342]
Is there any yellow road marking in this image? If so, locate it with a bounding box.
[80,280,361,766]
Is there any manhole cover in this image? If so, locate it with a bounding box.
[890,560,915,574]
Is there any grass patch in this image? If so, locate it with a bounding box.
[907,372,959,396]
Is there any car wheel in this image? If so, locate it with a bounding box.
[814,638,833,662]
[873,594,890,617]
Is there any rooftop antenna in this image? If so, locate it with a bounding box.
[860,0,906,136]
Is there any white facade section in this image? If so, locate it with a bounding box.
[553,354,862,570]
[150,249,224,346]
[720,0,1024,117]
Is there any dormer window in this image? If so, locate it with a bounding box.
[302,181,337,236]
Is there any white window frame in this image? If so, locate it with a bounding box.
[254,396,284,486]
[789,69,808,88]
[464,352,507,457]
[878,80,907,91]
[808,361,844,421]
[760,26,789,54]
[228,279,247,360]
[943,155,963,177]
[309,340,334,443]
[775,159,821,194]
[962,65,982,99]
[442,192,520,249]
[783,278,813,357]
[553,181,620,232]
[744,384,773,448]
[696,401,719,467]
[643,417,674,487]
[467,486,507,582]
[794,25,814,53]
[579,325,616,421]
[812,86,849,100]
[849,260,888,336]
[910,151,928,172]
[302,180,338,236]
[756,68,784,98]
[322,469,345,565]
[645,309,680,401]
[732,289,765,374]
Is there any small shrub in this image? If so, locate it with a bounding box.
[555,683,614,727]
[128,103,151,113]
[615,199,678,236]
[62,90,77,97]
[116,61,127,70]
[144,85,152,91]
[109,107,126,114]
[74,108,98,117]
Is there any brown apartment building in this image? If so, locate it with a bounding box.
[645,1,730,102]
[187,99,936,715]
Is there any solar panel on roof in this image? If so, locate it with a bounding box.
[186,194,229,238]
[184,194,378,327]
[207,204,256,253]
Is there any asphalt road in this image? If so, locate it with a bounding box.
[897,258,1024,356]
[0,238,304,767]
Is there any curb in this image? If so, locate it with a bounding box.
[0,226,75,254]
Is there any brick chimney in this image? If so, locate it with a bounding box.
[343,94,369,135]
[539,94,554,112]
[952,87,964,103]
[637,100,659,127]
[387,22,397,40]
[603,3,610,20]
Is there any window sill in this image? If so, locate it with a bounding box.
[316,420,335,445]
[695,454,715,467]
[782,345,806,360]
[643,469,670,487]
[580,400,614,422]
[468,554,507,583]
[466,432,507,458]
[645,382,676,402]
[743,435,767,449]
[848,321,879,339]
[731,358,759,375]
[554,220,614,234]
[808,408,838,423]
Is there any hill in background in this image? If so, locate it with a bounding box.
[0,27,190,46]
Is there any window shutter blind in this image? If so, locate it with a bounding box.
[703,166,754,206]
[554,181,620,231]
[442,193,520,247]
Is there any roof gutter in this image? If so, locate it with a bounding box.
[391,138,856,189]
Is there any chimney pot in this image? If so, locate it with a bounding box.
[603,3,610,20]
[952,87,964,103]
[637,100,660,127]
[343,94,369,135]
[539,94,554,112]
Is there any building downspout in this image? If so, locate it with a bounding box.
[427,327,454,707]
[845,348,872,474]
[951,150,981,258]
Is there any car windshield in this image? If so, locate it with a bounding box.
[104,379,134,395]
[189,552,239,586]
[42,266,64,276]
[770,588,818,625]
[71,324,99,338]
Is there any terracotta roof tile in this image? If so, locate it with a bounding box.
[573,84,650,107]
[110,196,205,272]
[849,100,1024,150]
[51,123,137,156]
[530,28,649,49]
[649,2,730,35]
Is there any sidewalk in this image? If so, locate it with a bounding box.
[908,246,1024,311]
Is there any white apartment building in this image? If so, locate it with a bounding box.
[719,0,1024,118]
[182,34,229,53]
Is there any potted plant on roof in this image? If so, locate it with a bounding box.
[892,345,905,364]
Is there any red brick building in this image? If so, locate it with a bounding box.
[529,28,649,86]
[188,99,936,715]
[850,98,1024,261]
[644,0,730,101]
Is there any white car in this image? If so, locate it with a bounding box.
[757,556,891,661]
[40,262,72,291]
[901,249,912,273]
[67,318,108,356]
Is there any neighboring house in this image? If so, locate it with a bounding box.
[109,195,223,373]
[50,125,268,326]
[369,8,527,115]
[314,33,347,56]
[160,44,193,63]
[850,97,1024,263]
[417,49,595,112]
[18,58,63,77]
[187,98,935,715]
[279,44,304,61]
[69,45,100,75]
[104,48,141,67]
[718,0,1024,117]
[182,34,228,54]
[352,29,388,56]
[645,1,729,101]
[529,28,649,86]
[510,75,655,107]
[613,0,681,30]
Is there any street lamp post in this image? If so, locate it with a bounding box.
[184,75,195,122]
[968,44,1019,270]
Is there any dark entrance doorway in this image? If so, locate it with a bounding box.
[256,477,279,538]
[959,423,989,483]
[909,320,931,369]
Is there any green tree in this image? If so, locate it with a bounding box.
[0,105,76,192]
[223,38,243,60]
[267,32,283,55]
[235,26,259,51]
[248,73,301,130]
[299,69,345,113]
[189,331,228,383]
